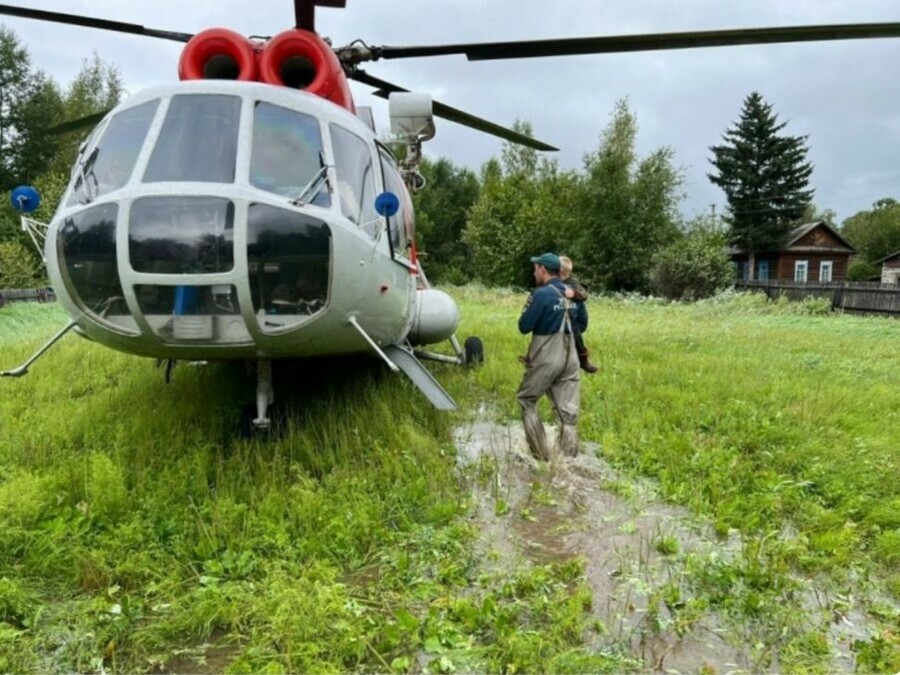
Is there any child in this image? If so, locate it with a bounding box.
[559,256,598,374]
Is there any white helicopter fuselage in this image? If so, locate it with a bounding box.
[47,80,457,361]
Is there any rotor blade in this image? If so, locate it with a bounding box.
[375,22,900,61]
[46,110,110,136]
[350,70,558,151]
[0,4,193,42]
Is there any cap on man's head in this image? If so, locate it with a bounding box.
[530,252,561,272]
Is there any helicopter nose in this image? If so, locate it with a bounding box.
[55,194,333,350]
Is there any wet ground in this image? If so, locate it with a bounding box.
[455,420,900,674]
[157,420,892,674]
[455,420,751,674]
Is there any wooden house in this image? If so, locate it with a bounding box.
[729,221,856,282]
[875,250,900,285]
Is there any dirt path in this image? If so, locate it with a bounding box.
[455,420,900,673]
[455,420,751,673]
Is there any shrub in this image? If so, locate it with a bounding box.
[651,228,734,301]
[847,258,879,281]
[0,240,43,288]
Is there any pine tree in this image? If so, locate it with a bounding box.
[708,92,814,276]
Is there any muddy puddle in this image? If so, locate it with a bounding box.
[453,420,896,673]
[152,629,242,674]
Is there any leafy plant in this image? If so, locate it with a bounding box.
[0,240,43,288]
[651,225,734,300]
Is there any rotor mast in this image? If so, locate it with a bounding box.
[293,0,346,32]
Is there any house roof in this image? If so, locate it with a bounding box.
[727,220,856,256]
[873,250,900,265]
[785,221,821,244]
[785,221,856,252]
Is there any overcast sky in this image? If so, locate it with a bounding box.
[3,0,900,224]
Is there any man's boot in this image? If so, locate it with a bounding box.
[559,424,579,457]
[579,350,598,374]
[522,408,550,461]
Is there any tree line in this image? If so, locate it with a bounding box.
[420,91,898,291]
[1,24,898,293]
[0,26,122,287]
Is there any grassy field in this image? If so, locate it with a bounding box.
[0,290,898,672]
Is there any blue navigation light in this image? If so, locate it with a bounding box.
[374,191,400,218]
[10,185,41,213]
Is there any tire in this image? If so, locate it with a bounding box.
[464,336,484,367]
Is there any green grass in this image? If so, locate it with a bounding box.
[1,289,899,672]
[0,299,624,673]
[453,287,899,571]
[451,286,900,671]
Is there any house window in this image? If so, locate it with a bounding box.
[820,260,833,282]
[794,260,809,282]
[758,261,769,281]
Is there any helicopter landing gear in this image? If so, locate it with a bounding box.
[1,320,77,378]
[253,359,273,431]
[463,336,484,366]
[238,359,275,438]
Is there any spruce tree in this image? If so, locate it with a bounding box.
[708,92,814,273]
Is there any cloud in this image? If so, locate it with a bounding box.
[3,0,899,222]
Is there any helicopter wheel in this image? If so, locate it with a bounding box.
[464,336,484,367]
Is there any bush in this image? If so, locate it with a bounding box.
[0,240,43,288]
[651,228,734,301]
[847,259,879,281]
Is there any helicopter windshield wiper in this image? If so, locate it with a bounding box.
[292,151,330,206]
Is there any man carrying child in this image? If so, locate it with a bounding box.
[559,256,598,374]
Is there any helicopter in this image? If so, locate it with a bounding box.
[2,1,900,431]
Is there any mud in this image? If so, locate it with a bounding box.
[456,420,749,674]
[153,629,242,674]
[455,420,900,673]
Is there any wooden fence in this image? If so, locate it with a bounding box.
[736,280,900,316]
[0,287,57,304]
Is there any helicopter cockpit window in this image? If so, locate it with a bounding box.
[143,94,240,183]
[129,197,235,274]
[250,102,329,206]
[247,203,331,333]
[377,147,413,255]
[330,124,380,236]
[57,203,137,334]
[66,100,159,206]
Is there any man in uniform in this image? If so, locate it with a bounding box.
[517,252,588,461]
